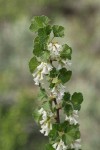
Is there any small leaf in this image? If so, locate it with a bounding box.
[60,44,72,60]
[38,87,48,100]
[63,104,73,116]
[33,37,44,57]
[41,50,50,62]
[38,25,52,36]
[63,92,71,102]
[46,144,55,150]
[71,92,83,110]
[50,68,58,78]
[58,68,72,83]
[32,109,40,123]
[49,124,59,141]
[38,25,52,44]
[52,25,64,37]
[30,15,50,32]
[29,57,39,73]
[65,124,80,144]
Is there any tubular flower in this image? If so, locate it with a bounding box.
[48,42,62,57]
[33,62,53,85]
[52,139,67,150]
[58,59,72,70]
[51,83,65,102]
[70,139,81,150]
[38,108,54,136]
[65,110,78,125]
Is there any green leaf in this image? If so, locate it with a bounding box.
[63,92,71,102]
[29,57,39,73]
[41,50,50,62]
[63,103,73,116]
[38,87,48,100]
[32,109,40,123]
[49,124,59,141]
[65,124,80,144]
[38,25,52,36]
[62,93,72,115]
[52,25,64,37]
[71,92,83,110]
[33,37,44,57]
[38,25,52,45]
[41,100,50,111]
[50,68,58,78]
[46,144,55,150]
[30,15,50,32]
[58,68,72,83]
[60,44,72,60]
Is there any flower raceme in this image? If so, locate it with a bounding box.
[48,42,62,57]
[38,108,54,136]
[29,15,83,150]
[33,62,52,85]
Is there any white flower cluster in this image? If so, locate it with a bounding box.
[51,83,65,103]
[70,139,81,150]
[52,139,81,150]
[48,42,62,57]
[33,62,52,85]
[38,108,54,136]
[48,42,72,69]
[65,110,79,125]
[53,139,81,150]
[58,59,72,70]
[53,139,67,150]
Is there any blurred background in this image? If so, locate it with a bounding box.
[0,0,100,150]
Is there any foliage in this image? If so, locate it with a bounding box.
[29,15,83,150]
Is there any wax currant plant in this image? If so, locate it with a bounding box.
[29,15,83,150]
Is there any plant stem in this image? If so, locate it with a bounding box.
[54,98,60,123]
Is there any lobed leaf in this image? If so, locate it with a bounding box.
[29,57,39,73]
[52,25,64,37]
[63,103,73,116]
[32,109,41,123]
[38,25,52,45]
[60,44,72,60]
[71,92,83,110]
[50,68,58,78]
[33,37,44,56]
[65,124,80,144]
[30,15,50,32]
[63,92,71,102]
[58,68,72,83]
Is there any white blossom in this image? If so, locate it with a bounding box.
[70,139,81,150]
[40,121,52,136]
[65,110,78,125]
[48,42,62,57]
[38,108,54,136]
[52,139,67,150]
[58,59,72,70]
[51,83,65,102]
[38,108,45,114]
[33,62,53,85]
